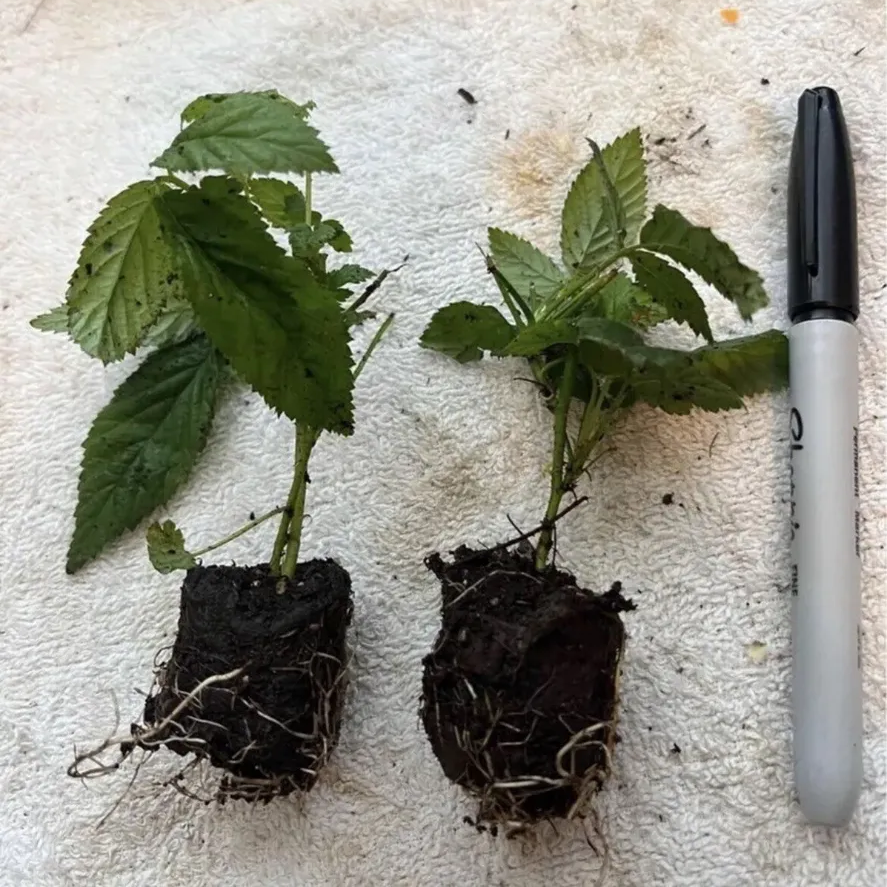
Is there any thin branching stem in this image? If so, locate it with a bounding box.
[535,347,578,569]
[163,173,190,191]
[354,313,394,380]
[281,426,317,579]
[304,172,313,225]
[192,507,285,558]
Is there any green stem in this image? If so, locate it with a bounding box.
[280,426,317,579]
[547,268,618,321]
[535,347,578,570]
[539,245,640,322]
[193,507,285,558]
[354,313,395,380]
[564,390,604,489]
[270,472,299,574]
[304,172,313,224]
[163,173,190,191]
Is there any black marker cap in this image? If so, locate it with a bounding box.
[787,86,858,321]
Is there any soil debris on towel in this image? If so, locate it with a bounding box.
[421,545,634,831]
[457,88,477,105]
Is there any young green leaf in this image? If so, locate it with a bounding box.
[630,370,745,414]
[162,179,355,433]
[639,205,768,319]
[65,180,183,362]
[561,128,646,271]
[620,330,788,415]
[153,91,338,177]
[30,305,69,333]
[576,316,645,376]
[420,302,516,362]
[587,272,669,328]
[327,264,375,289]
[141,297,198,349]
[683,329,789,397]
[146,519,197,573]
[630,252,714,343]
[487,228,564,306]
[505,320,578,356]
[290,216,352,257]
[67,335,223,573]
[248,177,306,229]
[180,91,315,126]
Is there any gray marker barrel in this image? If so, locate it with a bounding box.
[789,319,862,826]
[787,86,862,827]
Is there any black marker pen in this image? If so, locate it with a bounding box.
[787,86,862,827]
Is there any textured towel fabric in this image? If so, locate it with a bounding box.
[0,0,884,885]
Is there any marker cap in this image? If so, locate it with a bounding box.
[787,87,859,321]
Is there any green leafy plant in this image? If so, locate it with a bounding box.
[418,129,788,832]
[47,90,396,802]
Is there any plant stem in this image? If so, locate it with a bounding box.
[354,313,395,380]
[192,507,285,558]
[280,426,317,579]
[304,172,313,224]
[535,347,578,570]
[564,388,604,490]
[539,245,640,322]
[163,173,191,191]
[547,268,618,321]
[270,491,295,574]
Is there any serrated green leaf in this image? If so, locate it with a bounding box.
[154,92,337,177]
[618,330,787,415]
[65,180,183,362]
[67,335,222,573]
[324,220,352,253]
[181,91,315,126]
[141,298,198,349]
[487,228,564,307]
[576,316,645,376]
[505,320,577,356]
[30,305,69,333]
[249,177,306,229]
[684,329,789,397]
[327,264,375,289]
[420,302,516,363]
[630,252,713,343]
[639,205,768,320]
[631,370,745,414]
[162,179,354,433]
[288,215,352,268]
[587,272,669,328]
[146,519,197,573]
[561,128,646,271]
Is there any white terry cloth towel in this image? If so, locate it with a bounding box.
[0,0,884,885]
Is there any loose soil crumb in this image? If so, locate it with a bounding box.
[140,560,352,802]
[421,545,634,832]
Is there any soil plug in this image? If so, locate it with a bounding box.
[34,90,398,803]
[418,128,789,832]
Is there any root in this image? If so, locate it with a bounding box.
[67,668,246,780]
[448,717,615,838]
[67,638,353,813]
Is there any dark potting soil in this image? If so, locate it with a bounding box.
[140,560,352,801]
[421,545,634,828]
